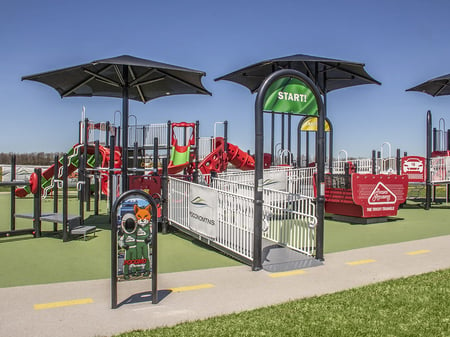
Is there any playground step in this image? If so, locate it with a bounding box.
[40,214,96,240]
[39,213,81,225]
[70,225,97,241]
[15,213,54,219]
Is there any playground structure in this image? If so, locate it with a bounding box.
[4,108,447,264]
[11,54,450,312]
[0,154,96,241]
[14,143,121,198]
[2,102,448,277]
[424,111,450,208]
[2,115,265,234]
[0,107,320,272]
[4,108,448,246]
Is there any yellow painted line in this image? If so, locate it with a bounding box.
[406,249,431,255]
[345,259,376,266]
[269,269,307,278]
[169,283,215,293]
[34,298,93,310]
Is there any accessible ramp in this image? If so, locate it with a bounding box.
[262,239,323,272]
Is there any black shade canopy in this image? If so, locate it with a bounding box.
[406,74,450,97]
[215,54,381,95]
[22,55,211,192]
[22,54,212,102]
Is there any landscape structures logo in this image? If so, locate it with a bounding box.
[189,184,217,238]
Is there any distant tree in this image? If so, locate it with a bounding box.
[0,152,64,165]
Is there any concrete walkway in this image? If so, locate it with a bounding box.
[1,235,450,337]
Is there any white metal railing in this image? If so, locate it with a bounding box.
[168,164,318,262]
[80,120,116,146]
[211,176,317,256]
[198,137,214,160]
[133,123,169,148]
[262,189,316,256]
[168,177,254,260]
[279,149,294,166]
[216,186,254,259]
[331,158,396,175]
[431,156,450,183]
[286,166,316,198]
[378,157,397,174]
[218,166,294,186]
[212,178,253,198]
[168,177,190,232]
[218,166,316,197]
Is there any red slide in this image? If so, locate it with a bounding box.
[198,138,271,175]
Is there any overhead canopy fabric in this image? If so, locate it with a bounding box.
[215,54,381,95]
[22,55,211,192]
[22,55,211,103]
[406,74,450,97]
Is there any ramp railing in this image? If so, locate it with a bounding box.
[218,166,316,197]
[167,166,318,264]
[168,176,254,262]
[212,177,317,256]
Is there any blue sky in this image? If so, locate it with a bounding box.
[1,0,450,158]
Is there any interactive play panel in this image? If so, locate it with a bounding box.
[325,173,408,222]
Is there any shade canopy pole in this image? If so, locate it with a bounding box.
[121,66,129,192]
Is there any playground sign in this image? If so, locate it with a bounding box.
[401,156,426,183]
[351,174,408,217]
[189,184,217,239]
[263,77,318,116]
[300,116,331,132]
[325,174,408,219]
[111,190,158,308]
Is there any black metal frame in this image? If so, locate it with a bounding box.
[253,69,325,271]
[296,116,333,171]
[111,189,159,309]
[0,155,40,238]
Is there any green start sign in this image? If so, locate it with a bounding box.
[263,77,318,116]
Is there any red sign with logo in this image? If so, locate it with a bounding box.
[351,174,408,217]
[401,156,426,183]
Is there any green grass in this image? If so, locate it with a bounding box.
[114,268,450,337]
[407,184,448,199]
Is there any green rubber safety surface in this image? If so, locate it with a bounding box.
[324,200,450,253]
[0,193,449,288]
[0,195,240,288]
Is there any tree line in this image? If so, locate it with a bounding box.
[0,152,64,166]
